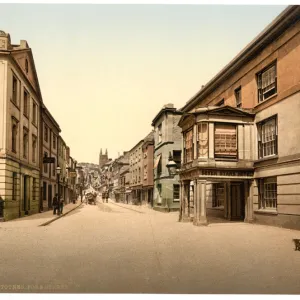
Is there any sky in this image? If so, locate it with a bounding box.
[0,4,287,164]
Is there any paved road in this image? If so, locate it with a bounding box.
[1,199,300,294]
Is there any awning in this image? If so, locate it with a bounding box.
[153,154,162,169]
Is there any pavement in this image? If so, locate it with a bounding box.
[0,197,300,294]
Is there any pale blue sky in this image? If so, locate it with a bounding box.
[0,4,287,163]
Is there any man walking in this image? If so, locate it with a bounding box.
[53,194,58,215]
[59,196,64,215]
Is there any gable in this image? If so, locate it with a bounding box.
[207,106,254,118]
[11,50,40,96]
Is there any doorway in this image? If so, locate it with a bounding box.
[230,183,245,221]
[48,185,52,208]
[23,176,28,214]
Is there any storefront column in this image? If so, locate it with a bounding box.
[227,181,231,220]
[245,180,254,223]
[182,181,190,222]
[224,181,228,219]
[179,181,184,221]
[194,180,207,226]
[193,179,199,226]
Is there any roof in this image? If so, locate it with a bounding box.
[151,104,183,126]
[180,5,300,112]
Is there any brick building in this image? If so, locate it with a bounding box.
[178,5,300,230]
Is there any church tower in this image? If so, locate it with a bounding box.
[99,148,109,168]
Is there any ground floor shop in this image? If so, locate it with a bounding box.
[141,186,153,207]
[0,158,39,221]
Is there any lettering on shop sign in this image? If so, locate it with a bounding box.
[201,169,253,177]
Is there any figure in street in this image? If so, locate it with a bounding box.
[59,197,64,214]
[53,194,58,215]
[106,192,109,203]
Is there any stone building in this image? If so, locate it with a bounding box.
[142,131,154,207]
[0,31,43,220]
[151,104,183,212]
[40,105,61,211]
[129,140,144,204]
[178,5,300,230]
[58,136,68,203]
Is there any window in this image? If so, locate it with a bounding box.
[184,129,193,163]
[23,128,29,159]
[23,89,29,117]
[25,59,29,74]
[157,157,162,176]
[212,183,224,207]
[12,172,17,200]
[158,124,162,143]
[44,152,48,173]
[197,122,208,158]
[173,184,180,202]
[257,63,277,103]
[11,118,18,153]
[173,150,181,169]
[12,75,18,105]
[259,177,277,210]
[53,162,56,176]
[216,99,225,106]
[32,101,37,124]
[257,116,277,159]
[157,184,162,204]
[32,135,37,162]
[214,124,237,158]
[53,133,56,149]
[235,87,242,108]
[44,124,48,142]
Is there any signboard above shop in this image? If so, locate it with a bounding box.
[43,157,55,164]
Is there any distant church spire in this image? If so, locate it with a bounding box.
[105,149,108,155]
[100,148,102,155]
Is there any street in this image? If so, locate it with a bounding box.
[1,199,300,294]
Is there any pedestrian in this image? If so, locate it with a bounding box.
[59,197,64,214]
[53,194,58,215]
[106,192,109,203]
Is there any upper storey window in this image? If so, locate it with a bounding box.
[184,129,193,163]
[214,124,237,159]
[158,124,162,144]
[197,122,208,158]
[257,63,277,103]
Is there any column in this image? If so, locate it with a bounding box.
[246,180,254,223]
[227,181,231,220]
[224,182,228,219]
[193,180,199,226]
[182,182,190,222]
[194,180,208,226]
[179,181,184,221]
[244,180,249,222]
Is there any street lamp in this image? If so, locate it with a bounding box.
[56,166,61,216]
[166,152,178,176]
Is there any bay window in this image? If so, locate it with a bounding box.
[184,129,193,163]
[214,124,237,159]
[197,122,208,158]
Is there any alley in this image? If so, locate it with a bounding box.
[1,201,300,294]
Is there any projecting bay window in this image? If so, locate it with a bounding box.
[258,177,277,210]
[197,122,208,158]
[184,129,193,163]
[257,116,277,159]
[257,63,277,103]
[214,124,237,159]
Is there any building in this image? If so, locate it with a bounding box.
[0,31,43,220]
[129,140,144,204]
[58,136,68,203]
[151,104,183,212]
[40,105,61,211]
[178,5,300,230]
[142,131,154,207]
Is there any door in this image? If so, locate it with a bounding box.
[48,185,52,208]
[230,183,245,221]
[23,176,28,214]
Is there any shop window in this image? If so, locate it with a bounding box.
[184,129,193,163]
[257,63,277,103]
[212,183,224,207]
[173,184,180,202]
[258,177,277,210]
[197,122,208,158]
[214,124,237,159]
[257,116,277,159]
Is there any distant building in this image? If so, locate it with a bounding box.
[99,148,109,168]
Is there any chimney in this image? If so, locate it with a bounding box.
[163,103,174,109]
[0,30,11,50]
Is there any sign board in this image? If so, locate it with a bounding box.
[43,157,55,164]
[69,172,77,178]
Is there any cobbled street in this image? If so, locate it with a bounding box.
[1,198,300,294]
